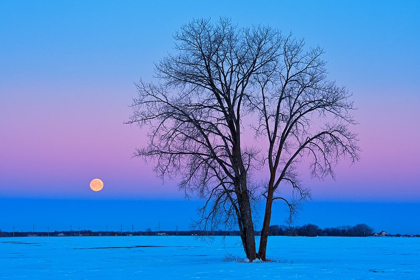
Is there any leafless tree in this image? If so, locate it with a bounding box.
[247,36,359,260]
[129,18,359,261]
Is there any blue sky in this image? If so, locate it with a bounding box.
[1,0,419,233]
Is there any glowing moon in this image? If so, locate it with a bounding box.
[90,178,104,192]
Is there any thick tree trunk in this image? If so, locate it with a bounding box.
[258,186,274,261]
[238,191,257,261]
[230,130,257,261]
[234,171,257,261]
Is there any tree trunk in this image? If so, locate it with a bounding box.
[238,190,257,261]
[231,131,257,261]
[258,186,274,261]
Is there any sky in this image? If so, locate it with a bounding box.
[1,0,419,234]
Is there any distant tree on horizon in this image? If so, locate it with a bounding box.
[350,223,374,237]
[129,18,359,261]
[269,223,374,237]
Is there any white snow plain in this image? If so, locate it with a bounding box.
[1,236,419,279]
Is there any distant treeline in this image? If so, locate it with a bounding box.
[1,224,418,238]
[0,230,242,237]
[269,223,375,237]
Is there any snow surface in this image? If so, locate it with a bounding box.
[1,236,419,279]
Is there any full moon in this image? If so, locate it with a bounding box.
[90,178,104,192]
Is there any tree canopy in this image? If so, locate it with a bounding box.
[129,18,359,261]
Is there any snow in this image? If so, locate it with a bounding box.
[1,236,419,279]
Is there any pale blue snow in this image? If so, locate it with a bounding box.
[1,236,419,279]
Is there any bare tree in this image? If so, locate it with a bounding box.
[129,18,359,261]
[247,36,359,260]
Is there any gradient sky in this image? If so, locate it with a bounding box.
[1,1,419,233]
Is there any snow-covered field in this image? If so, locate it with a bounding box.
[1,236,419,279]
